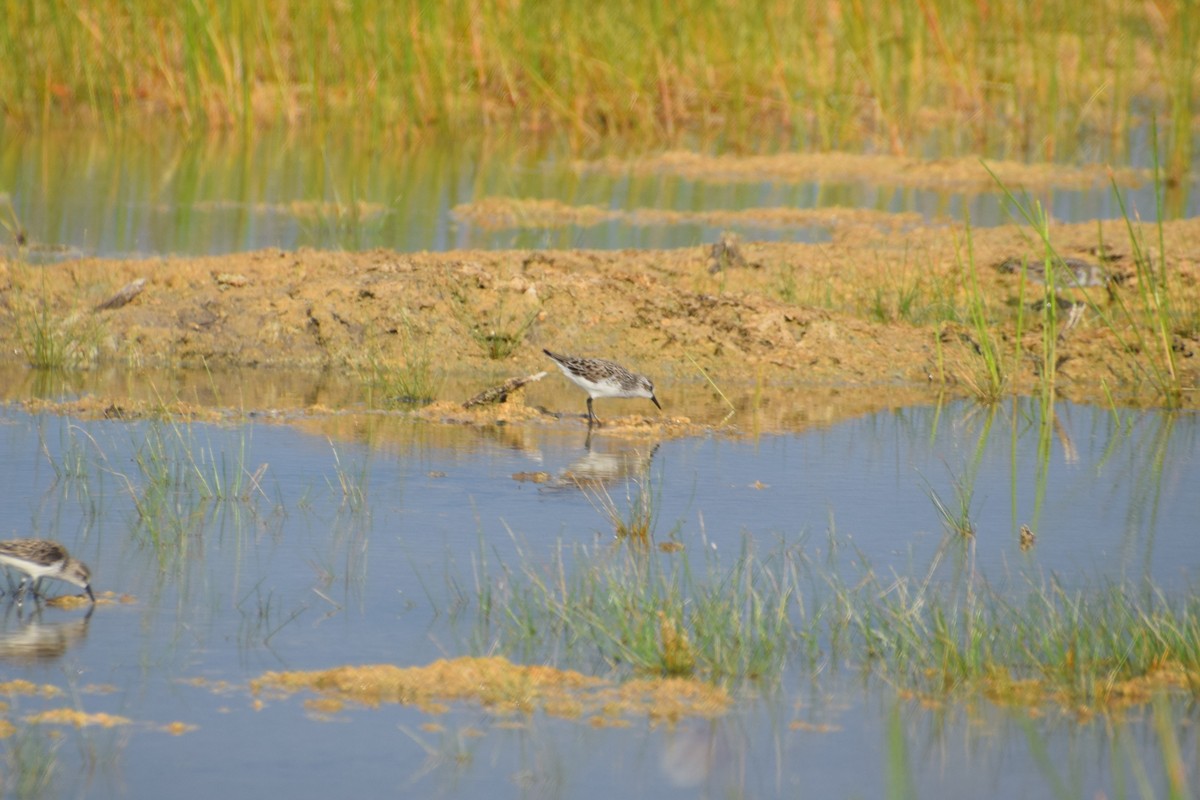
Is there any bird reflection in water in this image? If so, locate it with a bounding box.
[0,602,93,665]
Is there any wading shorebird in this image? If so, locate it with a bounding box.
[543,349,661,426]
[0,539,95,603]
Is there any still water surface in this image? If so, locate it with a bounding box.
[3,129,1196,260]
[0,398,1195,797]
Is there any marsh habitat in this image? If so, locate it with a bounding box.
[0,2,1198,797]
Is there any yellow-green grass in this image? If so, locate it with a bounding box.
[2,0,1194,159]
[459,530,1200,714]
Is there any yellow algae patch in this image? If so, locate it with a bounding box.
[191,199,388,222]
[0,720,15,739]
[453,196,920,232]
[40,591,131,608]
[608,678,730,723]
[982,658,1199,714]
[163,722,198,735]
[304,697,346,716]
[177,677,240,695]
[417,398,548,427]
[589,716,633,728]
[575,150,1146,192]
[0,681,63,699]
[22,394,224,423]
[44,594,94,610]
[253,656,730,723]
[1101,663,1195,705]
[626,206,923,231]
[24,709,132,729]
[789,720,841,733]
[452,198,616,229]
[254,657,603,714]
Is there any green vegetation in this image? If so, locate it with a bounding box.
[358,317,442,407]
[327,439,369,512]
[956,217,1008,403]
[686,352,736,423]
[4,725,59,798]
[1110,156,1185,408]
[923,475,976,539]
[460,526,1200,711]
[8,265,106,371]
[467,534,798,682]
[981,146,1193,409]
[444,413,1200,708]
[112,420,267,554]
[449,283,540,360]
[589,477,661,547]
[16,302,104,371]
[467,306,540,360]
[1,1,1195,157]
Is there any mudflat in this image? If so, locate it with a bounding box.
[2,216,1197,422]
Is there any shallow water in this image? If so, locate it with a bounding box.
[0,398,1195,797]
[2,128,1196,260]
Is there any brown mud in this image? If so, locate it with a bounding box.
[1,216,1197,432]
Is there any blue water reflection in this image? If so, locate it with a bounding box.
[0,398,1194,797]
[2,130,1194,260]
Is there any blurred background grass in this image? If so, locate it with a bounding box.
[1,0,1195,170]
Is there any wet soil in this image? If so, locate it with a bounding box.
[1,216,1197,428]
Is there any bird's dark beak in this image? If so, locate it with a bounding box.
[85,584,95,603]
[651,394,662,410]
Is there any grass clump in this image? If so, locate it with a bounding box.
[467,307,540,360]
[358,317,442,407]
[832,549,1200,712]
[466,535,800,683]
[10,288,106,371]
[19,308,102,371]
[923,477,976,539]
[363,356,440,408]
[456,521,1200,713]
[111,420,268,554]
[588,475,663,548]
[1108,150,1185,407]
[954,217,1008,403]
[449,282,540,361]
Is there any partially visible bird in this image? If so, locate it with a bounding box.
[996,256,1112,288]
[0,539,95,603]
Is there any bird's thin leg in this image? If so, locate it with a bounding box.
[586,397,600,427]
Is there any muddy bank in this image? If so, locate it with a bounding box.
[1,217,1197,427]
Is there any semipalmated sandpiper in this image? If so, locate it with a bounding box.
[543,349,661,426]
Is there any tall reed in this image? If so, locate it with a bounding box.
[2,1,1191,156]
